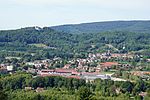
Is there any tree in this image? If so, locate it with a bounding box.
[0,90,8,100]
[78,86,92,100]
[121,81,133,93]
[133,79,146,94]
[0,85,8,100]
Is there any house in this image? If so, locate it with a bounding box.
[72,71,81,75]
[100,62,119,70]
[63,64,71,69]
[111,77,127,81]
[100,62,118,67]
[25,87,32,91]
[111,54,123,58]
[55,69,76,76]
[132,71,150,76]
[89,67,95,72]
[95,67,102,72]
[0,67,7,74]
[115,88,121,94]
[36,87,44,92]
[6,65,13,71]
[139,92,147,97]
[40,69,55,75]
[39,69,78,76]
[42,59,51,63]
[26,62,34,66]
[82,73,111,83]
[146,59,150,62]
[27,68,37,74]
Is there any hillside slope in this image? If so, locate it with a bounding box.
[51,20,150,34]
[0,20,150,55]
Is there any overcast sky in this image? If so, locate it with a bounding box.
[0,0,150,30]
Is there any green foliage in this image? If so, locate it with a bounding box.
[0,90,8,100]
[120,81,133,93]
[1,73,150,100]
[0,73,86,91]
[51,21,150,34]
[77,86,92,100]
[1,25,150,61]
[0,73,32,90]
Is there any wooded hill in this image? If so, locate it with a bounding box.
[0,21,150,58]
[51,20,150,34]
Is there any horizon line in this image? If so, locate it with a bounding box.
[1,19,150,31]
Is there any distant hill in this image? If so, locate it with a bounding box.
[51,20,150,34]
[0,20,150,56]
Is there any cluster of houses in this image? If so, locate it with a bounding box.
[0,64,14,74]
[74,52,136,72]
[27,52,144,82]
[24,86,45,93]
[74,58,133,73]
[38,68,112,82]
[88,52,135,59]
[131,71,150,76]
[18,52,139,82]
[131,71,150,80]
[1,51,149,82]
[37,61,129,82]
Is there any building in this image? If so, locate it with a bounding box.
[36,87,44,92]
[7,65,13,71]
[100,62,119,70]
[25,87,32,91]
[0,68,7,74]
[39,69,78,76]
[100,62,119,67]
[63,64,71,69]
[81,72,111,83]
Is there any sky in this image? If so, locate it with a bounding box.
[0,0,150,30]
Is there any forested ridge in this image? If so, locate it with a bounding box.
[51,20,150,34]
[0,21,150,62]
[1,25,150,53]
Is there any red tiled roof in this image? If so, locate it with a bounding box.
[40,73,80,79]
[63,64,71,69]
[55,69,76,73]
[67,75,80,79]
[100,62,118,67]
[72,71,80,75]
[41,69,55,72]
